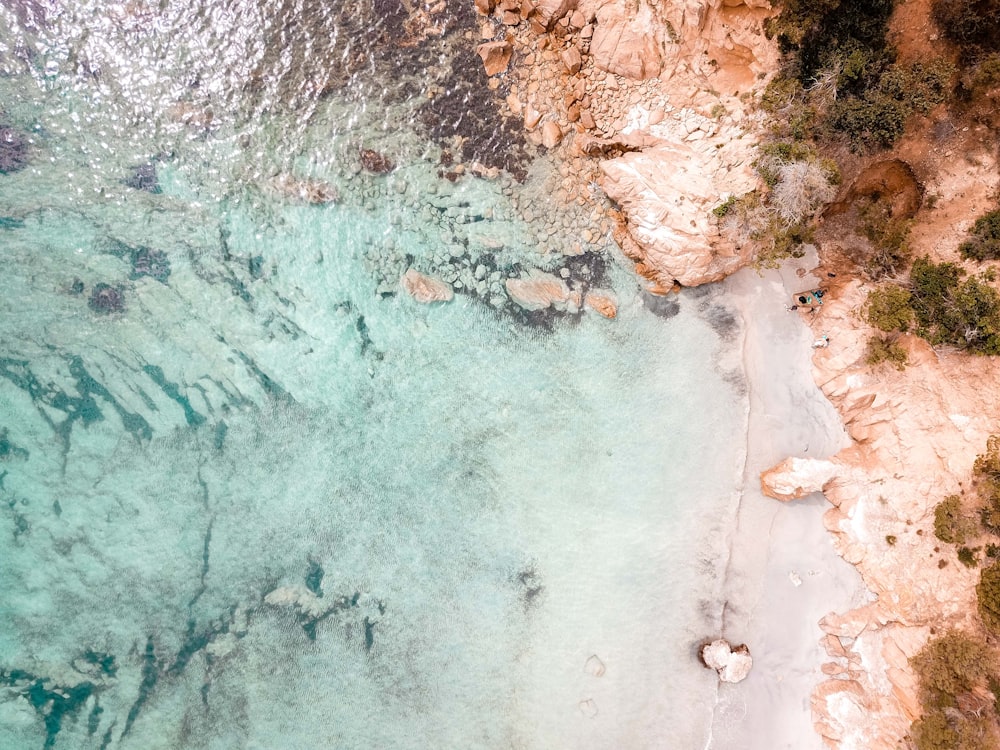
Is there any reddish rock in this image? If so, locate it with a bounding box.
[477,40,513,76]
[561,45,582,75]
[401,269,454,303]
[584,291,617,318]
[360,149,395,174]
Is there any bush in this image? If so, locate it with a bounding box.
[909,256,1000,354]
[860,198,913,279]
[958,546,979,567]
[960,209,1000,261]
[912,709,959,750]
[932,0,1000,52]
[935,494,978,544]
[864,285,914,332]
[866,334,909,369]
[978,562,1000,635]
[828,60,954,151]
[911,630,995,697]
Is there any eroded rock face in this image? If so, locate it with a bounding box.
[601,141,758,286]
[701,639,753,683]
[400,269,454,303]
[590,2,663,79]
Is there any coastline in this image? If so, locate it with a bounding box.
[710,257,869,749]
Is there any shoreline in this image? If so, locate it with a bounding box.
[708,258,869,749]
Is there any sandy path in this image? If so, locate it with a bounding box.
[708,257,870,749]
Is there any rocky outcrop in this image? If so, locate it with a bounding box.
[584,290,617,318]
[487,0,779,287]
[760,457,841,503]
[401,269,454,303]
[762,137,1000,750]
[701,639,753,683]
[601,139,758,286]
[505,271,580,312]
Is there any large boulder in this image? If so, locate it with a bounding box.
[600,140,757,287]
[505,271,580,312]
[760,457,841,502]
[401,269,454,303]
[477,40,513,76]
[701,639,753,683]
[533,0,578,29]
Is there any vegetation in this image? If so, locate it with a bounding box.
[979,562,1000,635]
[935,494,978,544]
[910,631,1000,750]
[714,141,837,268]
[932,0,1000,58]
[864,285,914,332]
[865,334,909,369]
[960,210,1000,261]
[959,546,979,567]
[827,60,954,151]
[909,257,1000,354]
[859,197,914,279]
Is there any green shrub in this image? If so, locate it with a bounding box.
[935,494,977,544]
[960,209,1000,261]
[912,709,959,750]
[958,546,979,567]
[909,256,1000,354]
[932,0,1000,52]
[978,561,1000,635]
[828,60,954,151]
[911,630,995,697]
[866,334,909,369]
[860,198,913,279]
[864,285,914,332]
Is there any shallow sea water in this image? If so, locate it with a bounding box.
[0,3,749,748]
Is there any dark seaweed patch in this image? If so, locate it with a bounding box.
[123,163,160,193]
[1,667,98,750]
[642,292,680,319]
[0,125,30,173]
[305,558,324,597]
[88,283,125,313]
[703,304,740,341]
[129,246,170,282]
[0,357,152,455]
[141,364,206,427]
[121,637,159,738]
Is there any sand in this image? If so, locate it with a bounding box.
[708,253,872,749]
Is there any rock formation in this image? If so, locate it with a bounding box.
[701,638,753,683]
[401,269,454,303]
[759,143,1000,749]
[476,0,780,287]
[505,271,580,312]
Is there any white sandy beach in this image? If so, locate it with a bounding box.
[709,256,872,749]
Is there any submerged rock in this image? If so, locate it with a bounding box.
[88,283,125,313]
[130,246,170,282]
[123,163,161,193]
[505,271,579,313]
[0,126,30,173]
[584,290,617,319]
[400,269,454,303]
[270,174,340,204]
[701,638,752,683]
[360,148,395,174]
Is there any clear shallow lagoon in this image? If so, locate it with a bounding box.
[1,3,748,748]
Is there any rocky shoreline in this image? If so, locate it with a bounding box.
[470,0,1000,748]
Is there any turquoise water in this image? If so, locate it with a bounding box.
[0,3,748,748]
